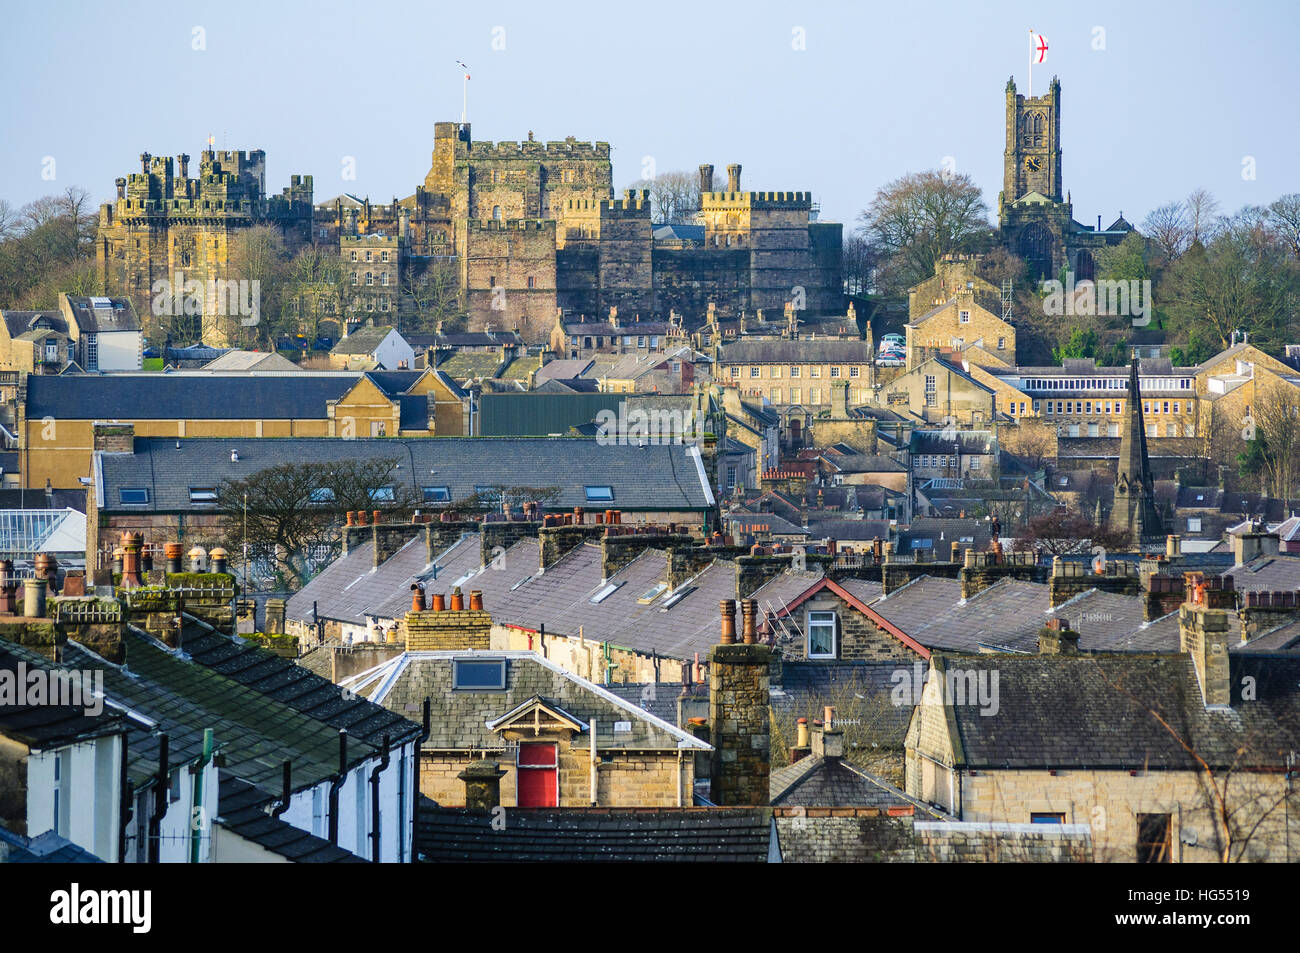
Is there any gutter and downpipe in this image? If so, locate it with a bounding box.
[410,699,430,863]
[148,733,169,864]
[271,761,292,819]
[118,735,132,864]
[328,729,348,847]
[369,734,391,862]
[189,728,214,863]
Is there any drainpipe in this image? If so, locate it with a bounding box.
[588,719,597,806]
[148,733,169,864]
[369,734,391,862]
[328,729,348,847]
[271,761,292,819]
[411,699,430,862]
[118,736,132,864]
[189,727,213,863]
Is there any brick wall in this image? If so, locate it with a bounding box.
[404,608,491,651]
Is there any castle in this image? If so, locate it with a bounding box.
[998,76,1132,279]
[97,124,843,345]
[96,150,314,345]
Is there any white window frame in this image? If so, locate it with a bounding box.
[807,610,837,659]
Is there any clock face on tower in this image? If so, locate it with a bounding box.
[1024,155,1043,173]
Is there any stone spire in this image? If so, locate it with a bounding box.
[1112,356,1163,544]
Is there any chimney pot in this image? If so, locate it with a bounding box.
[741,598,758,644]
[719,599,737,644]
[469,589,484,611]
[450,587,464,611]
[411,583,426,612]
[430,593,446,612]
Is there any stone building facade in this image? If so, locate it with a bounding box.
[97,150,314,345]
[997,77,1130,280]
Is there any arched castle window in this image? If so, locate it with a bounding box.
[492,206,502,221]
[1076,249,1095,282]
[1018,223,1054,280]
[1022,111,1045,147]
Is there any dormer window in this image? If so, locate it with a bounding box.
[807,610,836,659]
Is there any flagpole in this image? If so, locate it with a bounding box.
[1028,28,1033,98]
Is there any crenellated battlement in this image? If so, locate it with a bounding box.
[465,218,556,233]
[702,190,813,208]
[466,137,610,160]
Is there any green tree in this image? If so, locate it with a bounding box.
[1051,326,1099,363]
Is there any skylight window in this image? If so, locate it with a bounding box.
[119,488,149,504]
[369,486,395,501]
[637,582,668,604]
[591,582,621,604]
[452,659,507,691]
[189,487,218,504]
[423,486,451,502]
[660,585,696,609]
[584,485,614,502]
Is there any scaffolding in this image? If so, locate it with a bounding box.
[1001,279,1014,323]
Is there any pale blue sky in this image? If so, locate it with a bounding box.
[3,0,1296,229]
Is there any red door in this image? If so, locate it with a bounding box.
[516,743,558,807]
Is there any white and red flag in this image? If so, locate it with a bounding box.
[1032,32,1049,64]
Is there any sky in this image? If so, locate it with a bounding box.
[2,0,1297,231]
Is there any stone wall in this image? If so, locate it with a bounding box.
[708,642,770,806]
[914,821,1092,862]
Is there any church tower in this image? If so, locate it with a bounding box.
[1002,75,1063,204]
[1112,357,1164,545]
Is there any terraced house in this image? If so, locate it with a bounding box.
[19,367,467,489]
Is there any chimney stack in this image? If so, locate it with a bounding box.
[1038,617,1080,655]
[405,586,490,650]
[726,163,741,192]
[810,706,844,761]
[708,599,771,805]
[699,163,714,195]
[458,760,507,811]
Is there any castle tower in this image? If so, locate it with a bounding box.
[1112,357,1164,544]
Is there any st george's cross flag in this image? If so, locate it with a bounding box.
[1031,32,1048,64]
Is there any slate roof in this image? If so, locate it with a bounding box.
[719,339,871,365]
[0,826,102,863]
[203,350,301,371]
[770,660,915,750]
[533,359,594,383]
[96,437,714,513]
[437,351,504,380]
[179,618,421,750]
[773,810,918,863]
[823,453,906,474]
[417,802,771,862]
[332,326,397,355]
[366,650,708,752]
[215,772,366,863]
[770,756,941,813]
[25,371,421,420]
[1224,554,1300,593]
[910,431,996,455]
[806,519,892,542]
[604,682,682,726]
[58,629,385,791]
[62,296,141,333]
[0,640,128,748]
[933,653,1300,770]
[1,311,67,339]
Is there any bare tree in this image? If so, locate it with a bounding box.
[858,170,991,294]
[625,168,721,225]
[1186,188,1222,245]
[1141,201,1191,263]
[1243,379,1300,501]
[1264,193,1300,261]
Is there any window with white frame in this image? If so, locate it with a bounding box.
[807,610,836,658]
